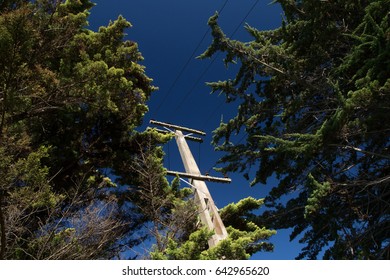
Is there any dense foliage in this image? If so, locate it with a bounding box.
[0,0,163,259]
[0,0,276,260]
[129,143,276,260]
[151,197,275,260]
[201,0,389,259]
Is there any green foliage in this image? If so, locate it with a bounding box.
[151,197,275,260]
[0,0,163,259]
[151,228,213,260]
[201,0,390,259]
[304,174,332,219]
[1,145,63,212]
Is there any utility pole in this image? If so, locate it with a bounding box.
[150,120,229,248]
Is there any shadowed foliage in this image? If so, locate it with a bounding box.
[0,0,162,259]
[200,0,389,259]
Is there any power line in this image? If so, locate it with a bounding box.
[173,53,220,112]
[174,0,260,116]
[155,0,261,176]
[199,0,261,174]
[230,0,260,38]
[202,97,225,127]
[152,0,230,117]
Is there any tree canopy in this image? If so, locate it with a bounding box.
[200,0,389,259]
[0,0,163,259]
[151,196,275,260]
[0,0,276,260]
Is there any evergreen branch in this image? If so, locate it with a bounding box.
[225,41,285,75]
[329,144,390,160]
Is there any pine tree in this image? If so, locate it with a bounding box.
[200,0,390,259]
[0,0,163,259]
[151,196,275,260]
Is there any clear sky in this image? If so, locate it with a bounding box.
[88,0,304,260]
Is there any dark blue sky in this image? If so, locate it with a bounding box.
[89,0,304,259]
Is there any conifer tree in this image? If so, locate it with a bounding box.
[0,0,164,259]
[0,1,277,260]
[151,196,275,260]
[200,0,389,259]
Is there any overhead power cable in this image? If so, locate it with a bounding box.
[230,0,260,38]
[174,0,261,116]
[197,0,261,175]
[153,0,230,117]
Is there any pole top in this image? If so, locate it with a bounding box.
[150,119,206,136]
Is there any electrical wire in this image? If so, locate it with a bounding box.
[230,0,260,38]
[198,0,260,172]
[152,0,230,117]
[156,0,260,177]
[173,54,220,112]
[173,0,260,116]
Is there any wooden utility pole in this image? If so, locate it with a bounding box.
[150,120,229,248]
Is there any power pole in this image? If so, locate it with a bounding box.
[150,120,229,248]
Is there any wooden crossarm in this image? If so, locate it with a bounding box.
[150,119,206,136]
[153,128,203,143]
[166,170,231,184]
